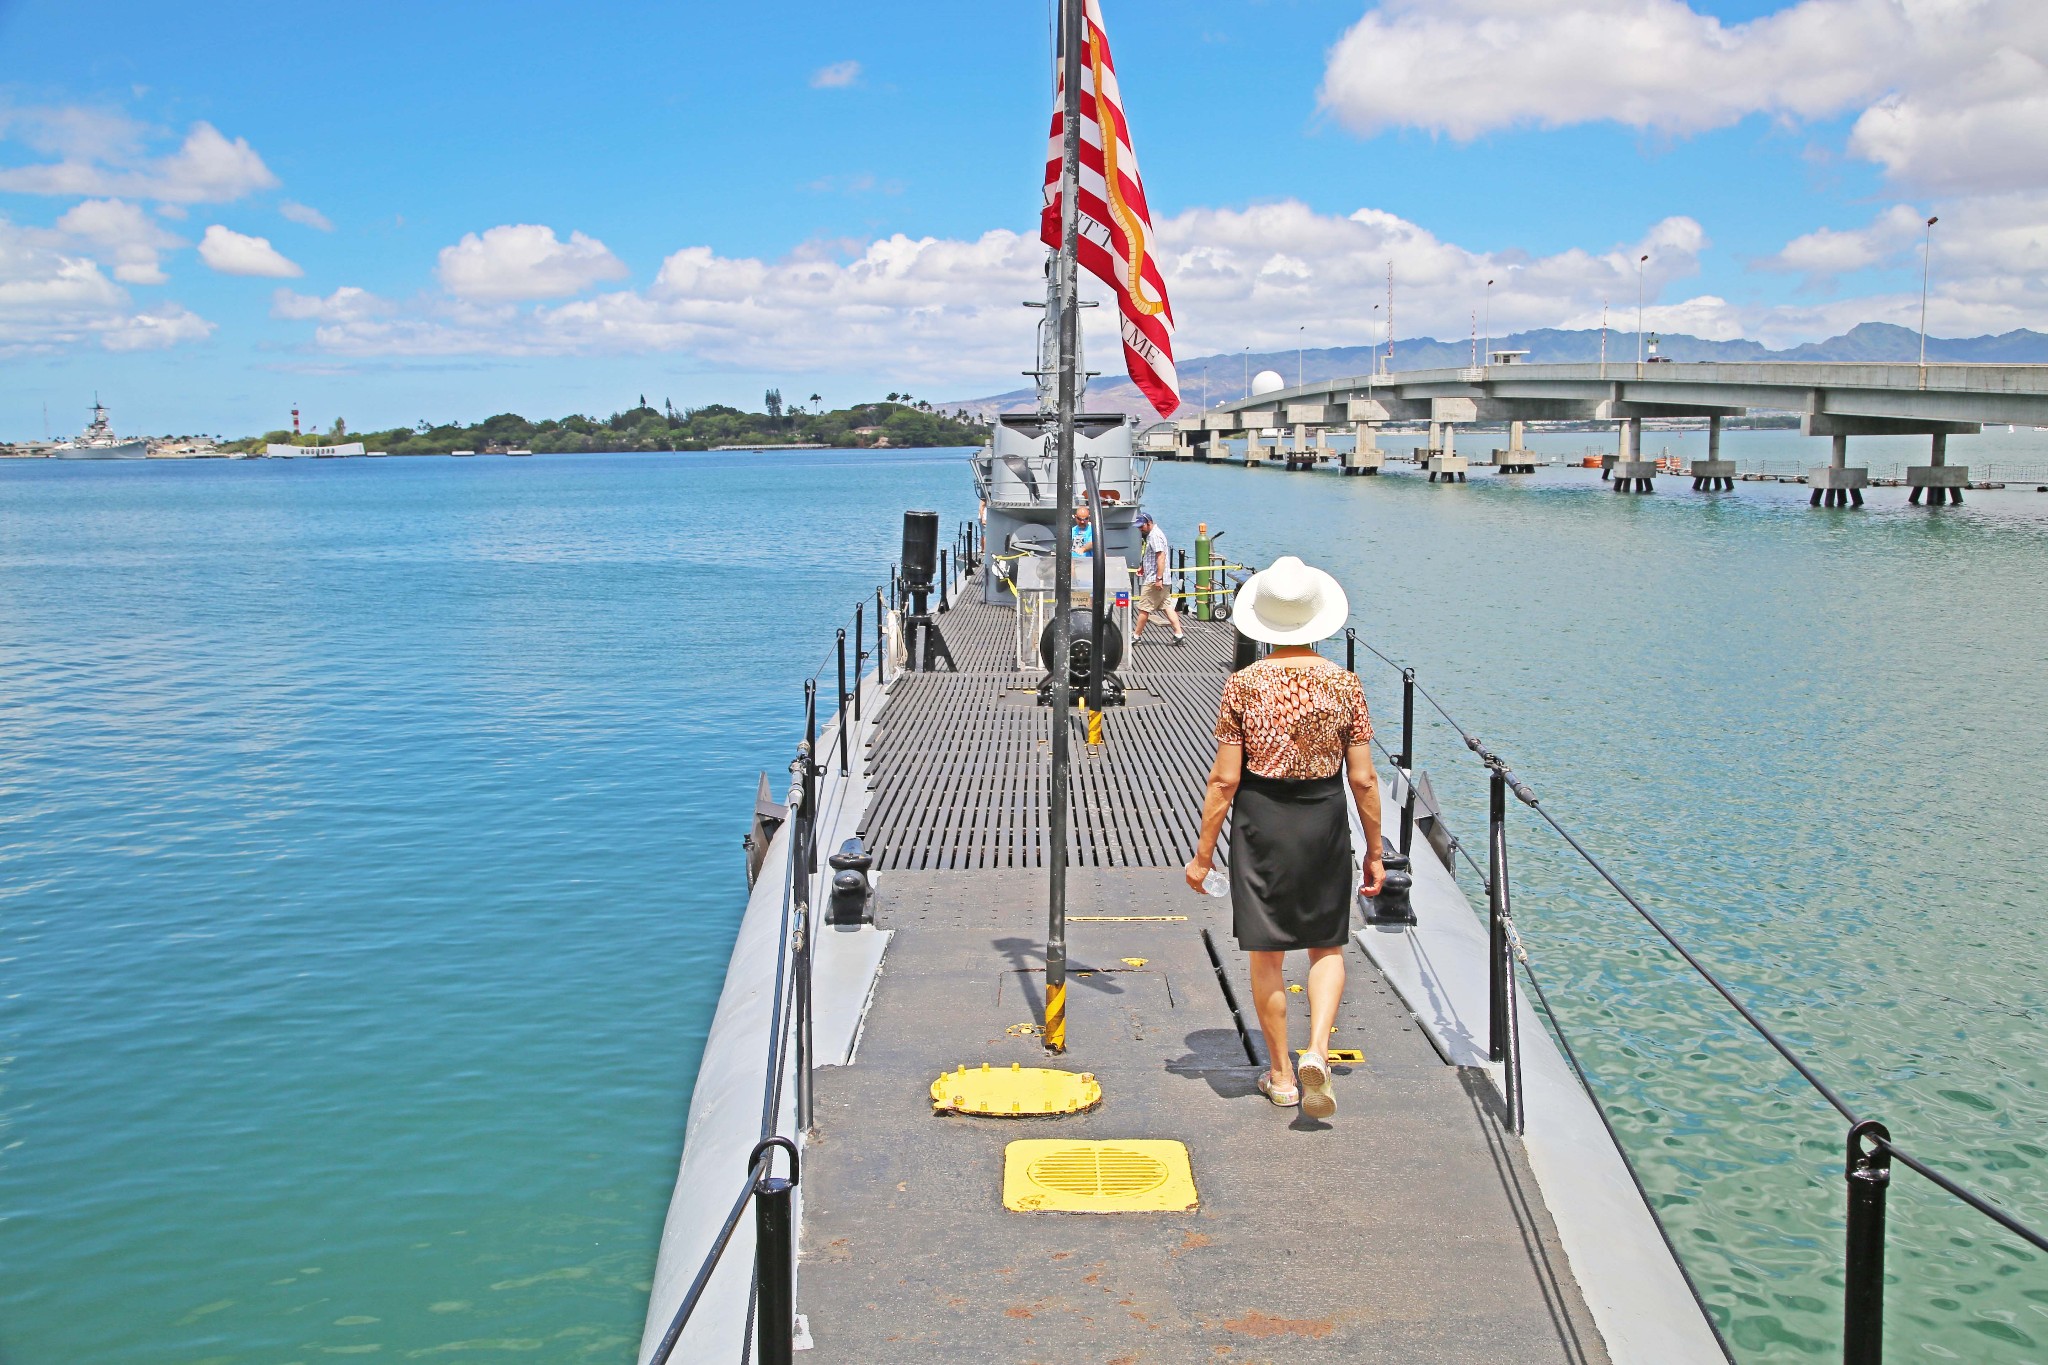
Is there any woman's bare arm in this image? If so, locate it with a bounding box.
[1183,741,1243,891]
[1347,742,1386,895]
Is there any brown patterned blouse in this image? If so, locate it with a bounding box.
[1213,659,1373,780]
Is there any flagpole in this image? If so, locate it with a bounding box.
[1045,0,1083,1056]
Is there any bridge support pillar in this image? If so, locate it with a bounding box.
[1690,414,1736,489]
[1344,423,1383,475]
[1907,433,1967,505]
[1808,435,1869,507]
[1286,423,1313,471]
[1611,416,1657,492]
[1492,419,1537,473]
[1428,425,1467,483]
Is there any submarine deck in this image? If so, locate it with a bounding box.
[796,589,1609,1362]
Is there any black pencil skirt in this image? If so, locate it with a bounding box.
[1229,771,1354,952]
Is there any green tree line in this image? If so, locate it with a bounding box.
[225,395,989,456]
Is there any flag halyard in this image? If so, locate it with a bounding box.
[1041,0,1180,418]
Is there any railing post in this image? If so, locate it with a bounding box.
[875,589,887,687]
[1844,1120,1892,1365]
[835,629,849,776]
[802,682,818,874]
[750,1138,799,1365]
[1488,765,1508,1063]
[1399,668,1417,857]
[852,604,864,722]
[939,549,950,611]
[1345,627,1356,673]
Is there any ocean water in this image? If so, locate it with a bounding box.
[0,450,969,1364]
[3,438,2046,1362]
[1143,433,2048,1361]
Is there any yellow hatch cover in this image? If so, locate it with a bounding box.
[1004,1139,1199,1213]
[931,1063,1102,1117]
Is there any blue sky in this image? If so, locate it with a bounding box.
[1,0,2040,437]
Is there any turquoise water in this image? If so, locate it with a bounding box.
[0,450,968,1363]
[4,439,2046,1361]
[1143,439,2048,1360]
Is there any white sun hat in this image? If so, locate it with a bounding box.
[1230,555,1350,645]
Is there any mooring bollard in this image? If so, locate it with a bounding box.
[1843,1119,1892,1365]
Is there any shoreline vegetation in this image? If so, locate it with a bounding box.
[223,393,990,457]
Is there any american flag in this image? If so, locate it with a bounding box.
[1041,0,1180,419]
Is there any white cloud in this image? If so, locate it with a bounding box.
[271,285,393,322]
[811,60,862,89]
[435,224,628,301]
[55,198,182,284]
[279,200,334,231]
[1318,0,2048,194]
[0,120,277,203]
[100,303,213,351]
[197,224,303,278]
[274,203,1723,381]
[0,218,211,355]
[1754,192,2048,336]
[1758,204,1930,282]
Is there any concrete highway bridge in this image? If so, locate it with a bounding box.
[1166,360,2048,505]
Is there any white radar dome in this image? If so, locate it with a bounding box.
[1251,369,1286,397]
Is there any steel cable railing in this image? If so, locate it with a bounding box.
[644,550,933,1365]
[1339,627,2048,1362]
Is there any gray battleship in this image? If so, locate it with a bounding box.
[51,399,147,459]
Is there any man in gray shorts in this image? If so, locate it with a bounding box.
[1131,510,1184,646]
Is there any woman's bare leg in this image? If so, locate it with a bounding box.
[1304,945,1345,1059]
[1247,950,1294,1087]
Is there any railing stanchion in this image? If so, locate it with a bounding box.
[1488,765,1508,1064]
[835,629,849,776]
[803,682,818,874]
[750,1138,799,1365]
[1345,626,1356,674]
[852,604,865,722]
[875,590,887,687]
[1844,1120,1892,1365]
[939,549,950,612]
[1399,668,1417,857]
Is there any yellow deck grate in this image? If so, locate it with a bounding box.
[1003,1139,1199,1213]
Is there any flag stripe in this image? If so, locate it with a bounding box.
[1040,0,1179,418]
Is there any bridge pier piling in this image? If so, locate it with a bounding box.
[1690,414,1736,490]
[1343,423,1383,475]
[1907,433,1967,505]
[1809,433,1869,508]
[1427,424,1468,483]
[1611,416,1657,491]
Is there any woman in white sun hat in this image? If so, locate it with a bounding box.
[1184,556,1385,1119]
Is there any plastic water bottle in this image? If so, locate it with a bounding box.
[1201,867,1228,898]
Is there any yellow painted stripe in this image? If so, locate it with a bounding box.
[1044,981,1067,1053]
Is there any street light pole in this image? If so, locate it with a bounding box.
[1484,278,1494,366]
[1297,325,1304,388]
[1918,215,1940,379]
[1242,345,1249,399]
[1370,303,1381,376]
[1636,254,1649,367]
